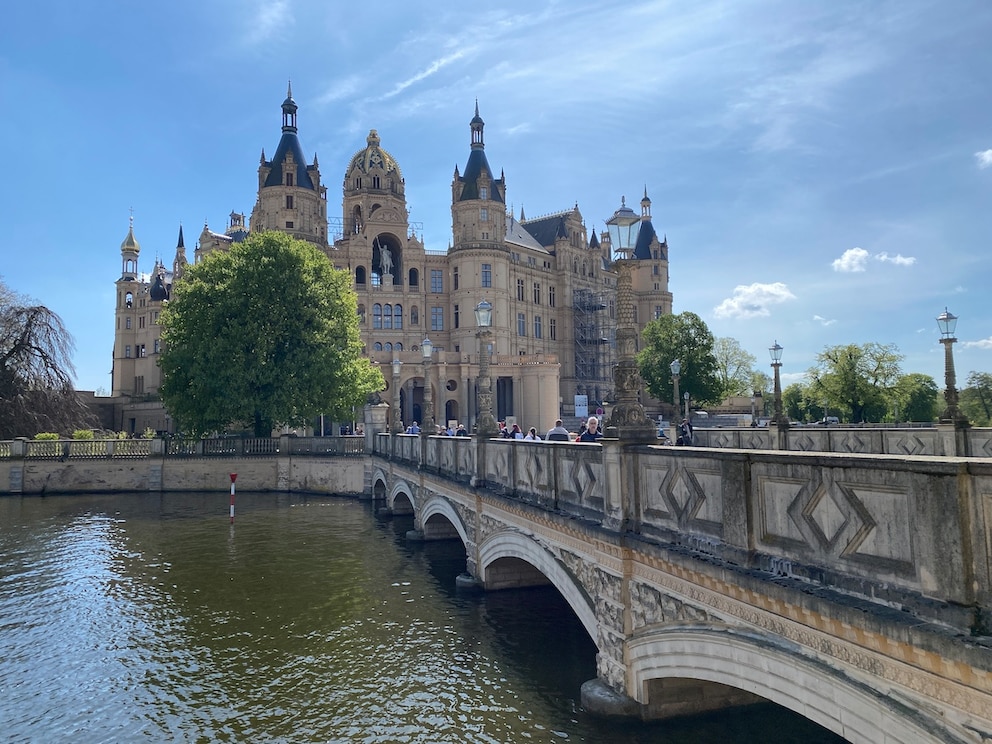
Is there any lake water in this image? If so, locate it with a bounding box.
[0,492,845,743]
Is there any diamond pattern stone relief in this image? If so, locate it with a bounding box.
[892,434,930,456]
[523,448,547,490]
[802,482,853,550]
[838,432,870,453]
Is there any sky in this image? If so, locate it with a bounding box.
[2,0,991,395]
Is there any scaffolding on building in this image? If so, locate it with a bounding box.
[572,288,615,403]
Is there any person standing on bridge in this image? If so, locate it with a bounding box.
[578,416,602,442]
[546,419,570,441]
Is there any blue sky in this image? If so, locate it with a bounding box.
[2,0,990,394]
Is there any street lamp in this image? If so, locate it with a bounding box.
[390,358,403,434]
[683,391,690,421]
[603,197,656,441]
[421,337,434,436]
[937,308,968,427]
[670,359,681,417]
[474,300,499,437]
[769,340,788,429]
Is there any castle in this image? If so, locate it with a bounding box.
[111,87,672,435]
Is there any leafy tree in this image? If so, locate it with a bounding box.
[960,371,992,426]
[0,277,95,438]
[638,311,722,407]
[782,382,812,422]
[889,373,939,422]
[159,232,383,436]
[807,343,902,423]
[713,337,758,400]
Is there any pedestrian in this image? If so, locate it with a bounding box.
[524,427,539,440]
[578,416,602,442]
[455,423,469,437]
[510,423,524,439]
[546,419,570,441]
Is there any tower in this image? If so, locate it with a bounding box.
[249,83,327,246]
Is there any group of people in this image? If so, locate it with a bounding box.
[498,416,603,443]
[404,421,470,436]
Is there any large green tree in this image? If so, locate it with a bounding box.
[807,343,902,423]
[0,277,94,438]
[889,372,939,422]
[960,371,992,426]
[713,336,758,400]
[638,311,722,407]
[159,232,383,436]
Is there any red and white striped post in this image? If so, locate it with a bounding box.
[229,473,237,523]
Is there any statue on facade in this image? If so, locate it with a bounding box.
[380,246,393,275]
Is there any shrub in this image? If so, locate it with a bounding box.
[140,427,156,439]
[34,432,59,440]
[72,429,95,440]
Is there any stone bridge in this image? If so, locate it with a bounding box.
[372,433,992,744]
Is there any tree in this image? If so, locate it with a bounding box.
[807,343,902,423]
[712,337,758,400]
[960,371,992,426]
[889,373,939,422]
[638,311,722,408]
[159,232,384,437]
[0,277,95,438]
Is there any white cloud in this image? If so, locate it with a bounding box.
[832,247,916,271]
[243,0,292,46]
[832,247,869,272]
[875,252,916,266]
[964,337,992,350]
[975,149,992,169]
[813,314,836,327]
[713,282,796,319]
[379,50,468,100]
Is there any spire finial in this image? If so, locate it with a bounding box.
[129,206,134,229]
[287,80,293,99]
[475,98,479,117]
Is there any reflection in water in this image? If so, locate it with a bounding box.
[0,493,844,743]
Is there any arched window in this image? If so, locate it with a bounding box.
[356,266,367,284]
[373,304,382,329]
[383,304,393,329]
[394,342,403,351]
[384,343,392,352]
[373,342,382,351]
[411,306,419,325]
[125,292,133,308]
[409,268,419,287]
[393,303,403,329]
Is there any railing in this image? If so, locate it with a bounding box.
[2,436,368,460]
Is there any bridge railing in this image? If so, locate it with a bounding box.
[378,435,992,635]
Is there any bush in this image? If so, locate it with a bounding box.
[72,429,95,440]
[34,432,59,440]
[140,427,156,439]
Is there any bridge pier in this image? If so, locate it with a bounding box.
[581,676,763,721]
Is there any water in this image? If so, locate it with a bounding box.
[0,492,845,743]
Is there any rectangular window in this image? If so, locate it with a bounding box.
[549,286,556,307]
[286,195,294,209]
[285,221,294,228]
[454,304,460,329]
[286,172,294,187]
[125,317,131,329]
[516,278,524,301]
[550,318,557,340]
[517,312,526,336]
[480,207,488,221]
[138,344,146,358]
[453,267,459,290]
[431,269,443,293]
[139,316,145,329]
[655,305,663,319]
[125,345,131,358]
[534,315,542,339]
[153,339,161,354]
[431,306,444,331]
[533,282,541,304]
[480,186,488,200]
[134,376,144,394]
[481,263,492,288]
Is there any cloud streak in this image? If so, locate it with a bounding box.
[975,149,992,169]
[832,247,915,271]
[963,337,992,350]
[713,282,796,319]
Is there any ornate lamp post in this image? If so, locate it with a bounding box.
[474,300,499,437]
[769,340,788,430]
[604,197,656,441]
[421,337,434,436]
[937,308,968,427]
[390,358,403,434]
[670,359,681,416]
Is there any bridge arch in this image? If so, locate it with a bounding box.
[477,529,598,645]
[627,625,968,743]
[419,494,470,545]
[387,478,416,515]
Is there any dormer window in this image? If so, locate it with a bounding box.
[480,186,488,200]
[286,172,293,186]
